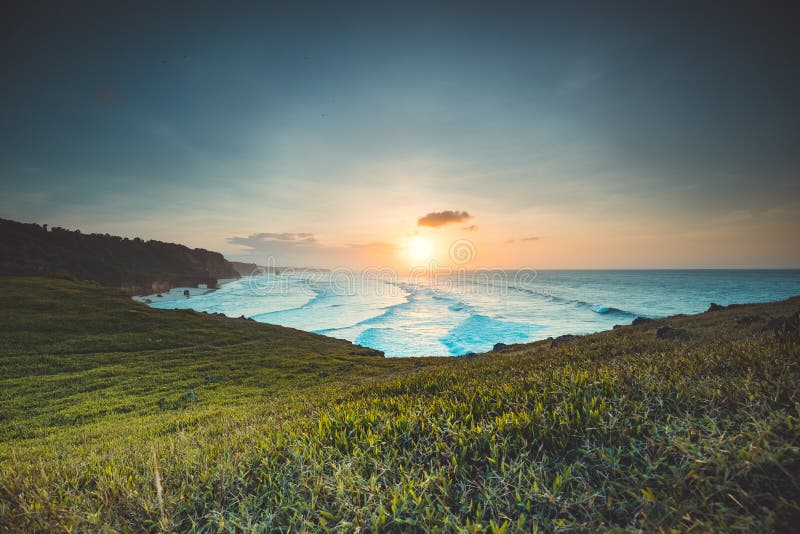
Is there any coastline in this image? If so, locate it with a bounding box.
[132,277,239,304]
[131,270,800,357]
[129,269,800,357]
[4,277,799,532]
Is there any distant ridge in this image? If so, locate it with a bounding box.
[229,261,262,277]
[228,262,326,277]
[0,218,240,295]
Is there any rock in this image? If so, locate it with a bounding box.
[492,343,508,351]
[145,298,152,304]
[767,311,800,335]
[204,375,224,382]
[707,303,725,312]
[350,347,385,357]
[183,289,191,297]
[156,294,163,298]
[738,314,762,325]
[632,316,653,326]
[656,325,688,339]
[551,334,578,348]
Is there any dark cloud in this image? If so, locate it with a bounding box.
[418,210,472,227]
[462,225,479,231]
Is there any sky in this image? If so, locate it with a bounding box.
[1,1,799,269]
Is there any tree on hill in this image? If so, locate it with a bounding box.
[0,218,240,295]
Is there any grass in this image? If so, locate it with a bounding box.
[1,277,799,532]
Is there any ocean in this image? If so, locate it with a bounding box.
[140,270,800,357]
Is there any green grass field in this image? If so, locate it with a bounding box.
[1,277,799,532]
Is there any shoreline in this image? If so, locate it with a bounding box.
[130,270,800,357]
[4,278,799,531]
[132,277,239,304]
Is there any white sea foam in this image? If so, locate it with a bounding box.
[137,270,800,357]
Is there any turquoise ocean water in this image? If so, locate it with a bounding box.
[142,270,800,357]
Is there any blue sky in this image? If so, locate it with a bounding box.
[1,1,798,268]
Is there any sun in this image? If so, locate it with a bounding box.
[408,236,434,262]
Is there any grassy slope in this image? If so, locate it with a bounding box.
[1,277,799,532]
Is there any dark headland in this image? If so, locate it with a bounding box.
[0,218,240,295]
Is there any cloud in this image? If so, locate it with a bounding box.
[418,210,472,227]
[226,232,395,268]
[462,225,479,231]
[345,241,396,251]
[507,236,540,244]
[564,56,604,91]
[227,232,317,249]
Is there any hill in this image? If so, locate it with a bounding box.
[229,261,261,277]
[1,277,798,531]
[0,218,240,295]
